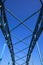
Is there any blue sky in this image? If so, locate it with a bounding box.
[0,0,43,65]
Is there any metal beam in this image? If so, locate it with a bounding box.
[26,5,43,65]
[0,1,15,65]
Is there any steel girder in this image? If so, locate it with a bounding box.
[0,0,15,65]
[26,5,43,65]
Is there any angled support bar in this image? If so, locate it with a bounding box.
[0,1,15,65]
[26,6,43,65]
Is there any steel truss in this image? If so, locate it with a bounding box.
[0,0,43,65]
[0,0,15,65]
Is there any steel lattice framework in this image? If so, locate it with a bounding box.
[0,0,43,65]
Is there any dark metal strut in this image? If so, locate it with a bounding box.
[0,0,15,65]
[26,5,43,65]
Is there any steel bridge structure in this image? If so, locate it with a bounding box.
[0,0,43,65]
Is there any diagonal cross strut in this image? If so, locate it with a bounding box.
[26,5,43,65]
[0,0,15,65]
